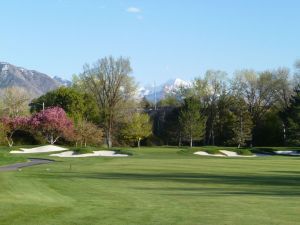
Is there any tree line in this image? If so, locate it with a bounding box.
[152,65,300,147]
[1,56,300,148]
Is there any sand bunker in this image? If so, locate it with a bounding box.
[10,145,67,154]
[193,151,225,157]
[50,150,128,158]
[275,150,300,156]
[194,150,256,157]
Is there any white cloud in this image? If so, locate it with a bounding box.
[126,7,141,13]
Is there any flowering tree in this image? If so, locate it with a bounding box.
[1,116,29,147]
[29,107,74,144]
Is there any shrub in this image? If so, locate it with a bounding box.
[71,147,94,155]
[236,149,253,155]
[142,135,164,146]
[205,149,221,155]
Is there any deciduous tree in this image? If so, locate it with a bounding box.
[230,99,253,148]
[179,98,206,147]
[121,112,152,148]
[30,87,99,124]
[0,87,29,117]
[193,70,227,145]
[29,107,74,144]
[79,56,137,148]
[1,116,29,147]
[74,120,103,147]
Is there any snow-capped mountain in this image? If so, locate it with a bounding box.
[0,61,189,102]
[140,78,192,101]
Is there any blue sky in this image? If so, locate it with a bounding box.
[1,0,300,85]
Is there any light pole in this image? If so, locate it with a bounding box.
[34,102,45,112]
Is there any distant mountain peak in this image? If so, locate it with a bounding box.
[138,78,192,102]
[0,62,70,98]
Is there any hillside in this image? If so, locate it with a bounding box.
[0,62,67,98]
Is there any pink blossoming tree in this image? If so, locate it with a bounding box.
[1,116,29,147]
[29,107,74,144]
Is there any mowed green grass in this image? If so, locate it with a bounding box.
[1,147,300,225]
[0,146,28,166]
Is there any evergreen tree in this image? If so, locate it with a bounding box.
[281,86,300,145]
[179,98,206,147]
[162,108,182,146]
[231,99,253,148]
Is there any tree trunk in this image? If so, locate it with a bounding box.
[6,132,14,147]
[282,122,286,146]
[6,137,13,147]
[178,132,182,147]
[211,128,215,146]
[190,135,193,148]
[137,138,141,148]
[106,129,112,148]
[49,134,59,145]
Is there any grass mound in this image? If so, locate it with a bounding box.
[205,148,221,155]
[71,147,94,155]
[235,148,253,156]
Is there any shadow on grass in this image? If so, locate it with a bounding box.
[23,171,300,196]
[134,186,300,197]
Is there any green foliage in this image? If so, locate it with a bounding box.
[71,147,94,154]
[158,95,181,107]
[161,108,181,145]
[204,148,221,155]
[253,110,283,146]
[235,148,253,155]
[78,56,138,148]
[281,86,300,145]
[0,122,6,145]
[30,87,99,124]
[121,113,152,147]
[179,98,206,147]
[230,98,253,148]
[74,120,103,147]
[142,135,164,147]
[214,94,236,145]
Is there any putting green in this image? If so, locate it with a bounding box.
[0,146,299,225]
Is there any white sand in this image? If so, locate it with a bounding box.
[275,150,300,156]
[193,151,225,157]
[194,150,256,157]
[10,145,67,154]
[220,150,256,157]
[219,150,239,156]
[50,150,128,158]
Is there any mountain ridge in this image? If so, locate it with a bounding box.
[0,61,190,101]
[0,62,69,98]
